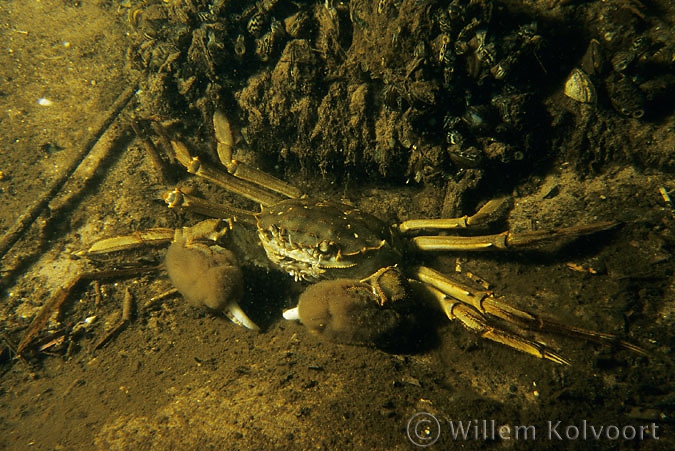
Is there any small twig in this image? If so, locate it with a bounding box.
[144,287,178,311]
[93,280,102,307]
[130,118,172,185]
[94,288,134,351]
[16,266,158,356]
[122,287,134,322]
[17,276,83,355]
[62,379,86,398]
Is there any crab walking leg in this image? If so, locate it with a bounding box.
[398,197,512,233]
[213,111,304,200]
[415,265,563,334]
[414,266,647,356]
[171,138,303,207]
[164,188,257,226]
[77,219,233,256]
[225,159,304,199]
[171,141,285,207]
[422,283,570,364]
[77,228,176,255]
[409,221,619,251]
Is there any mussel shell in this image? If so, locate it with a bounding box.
[607,75,645,119]
[580,39,603,75]
[564,68,596,104]
[611,50,635,73]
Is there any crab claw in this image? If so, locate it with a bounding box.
[165,231,259,330]
[282,279,408,347]
[224,302,260,331]
[282,306,300,321]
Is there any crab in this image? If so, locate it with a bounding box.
[77,111,646,365]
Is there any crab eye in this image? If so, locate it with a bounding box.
[318,240,334,254]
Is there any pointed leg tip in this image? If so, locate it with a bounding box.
[547,352,571,365]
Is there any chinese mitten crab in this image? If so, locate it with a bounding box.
[78,112,646,365]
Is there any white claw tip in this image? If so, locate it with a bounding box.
[282,307,300,321]
[224,303,260,331]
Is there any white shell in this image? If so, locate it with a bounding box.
[564,68,596,104]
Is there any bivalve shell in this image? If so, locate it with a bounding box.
[564,68,596,104]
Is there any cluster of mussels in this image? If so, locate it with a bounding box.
[563,14,675,120]
[125,0,674,182]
